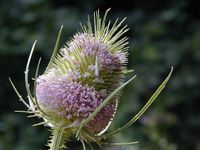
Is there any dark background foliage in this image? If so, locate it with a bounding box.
[0,0,200,150]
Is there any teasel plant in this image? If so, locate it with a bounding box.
[9,9,173,150]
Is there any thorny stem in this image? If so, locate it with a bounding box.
[49,122,67,150]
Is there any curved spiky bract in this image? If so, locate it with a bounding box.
[10,9,173,150]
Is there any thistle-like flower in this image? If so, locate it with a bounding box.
[10,9,173,150]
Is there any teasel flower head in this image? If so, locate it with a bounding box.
[10,9,173,150]
[36,9,129,134]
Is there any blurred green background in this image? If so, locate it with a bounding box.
[0,0,200,150]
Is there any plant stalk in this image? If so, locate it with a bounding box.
[49,122,68,150]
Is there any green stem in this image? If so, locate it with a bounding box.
[49,122,67,150]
